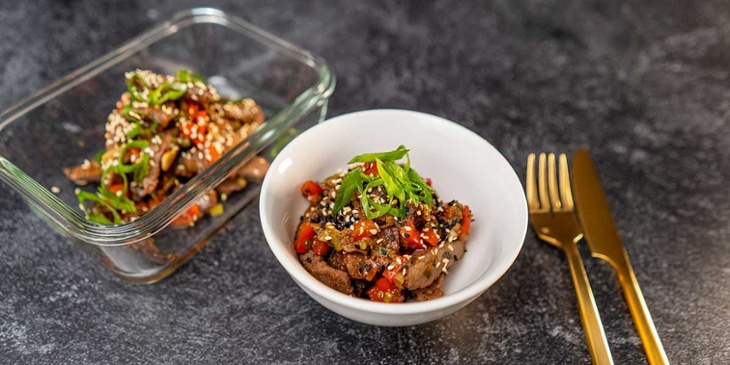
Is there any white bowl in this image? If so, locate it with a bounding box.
[260,109,527,326]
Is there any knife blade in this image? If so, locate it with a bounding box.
[572,149,669,365]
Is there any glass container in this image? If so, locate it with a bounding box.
[0,8,335,283]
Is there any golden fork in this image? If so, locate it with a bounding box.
[527,153,614,365]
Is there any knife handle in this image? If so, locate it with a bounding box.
[617,263,670,365]
[564,243,614,365]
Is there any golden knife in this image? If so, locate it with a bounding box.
[571,149,669,365]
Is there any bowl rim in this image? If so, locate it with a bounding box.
[260,109,527,315]
[0,7,335,245]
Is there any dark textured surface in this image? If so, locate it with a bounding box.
[1,1,728,364]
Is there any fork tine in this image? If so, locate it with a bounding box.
[558,153,574,210]
[526,153,539,210]
[547,153,562,210]
[538,153,550,210]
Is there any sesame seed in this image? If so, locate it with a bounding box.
[51,186,60,194]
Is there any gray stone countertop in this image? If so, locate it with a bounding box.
[1,1,728,364]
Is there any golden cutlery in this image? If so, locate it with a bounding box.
[527,153,614,365]
[572,149,669,365]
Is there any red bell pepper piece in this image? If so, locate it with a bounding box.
[421,226,439,247]
[382,255,405,283]
[311,240,330,256]
[352,219,378,241]
[363,162,379,176]
[172,203,201,227]
[461,205,472,236]
[106,183,129,198]
[399,220,424,250]
[367,278,405,303]
[294,222,316,254]
[300,180,323,204]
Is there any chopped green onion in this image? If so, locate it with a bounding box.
[332,146,433,219]
[348,145,409,164]
[117,140,150,174]
[87,213,114,225]
[127,73,147,102]
[77,190,122,224]
[149,81,187,105]
[128,121,157,140]
[177,69,206,84]
[333,169,369,214]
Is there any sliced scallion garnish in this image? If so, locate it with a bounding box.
[332,146,434,219]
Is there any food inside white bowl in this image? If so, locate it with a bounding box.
[294,145,474,303]
[260,109,527,326]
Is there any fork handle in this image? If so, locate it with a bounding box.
[564,242,614,365]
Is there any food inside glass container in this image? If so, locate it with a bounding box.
[63,70,270,254]
[294,146,473,302]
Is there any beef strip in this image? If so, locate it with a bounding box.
[299,251,353,295]
[216,177,248,196]
[328,250,347,272]
[372,226,400,252]
[404,248,442,290]
[405,201,431,228]
[339,252,378,281]
[446,240,465,269]
[63,161,102,185]
[130,132,171,198]
[175,148,207,178]
[220,99,264,125]
[145,105,174,129]
[236,156,270,183]
[411,274,445,301]
[197,190,219,213]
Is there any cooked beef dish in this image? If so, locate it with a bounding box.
[294,146,473,302]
